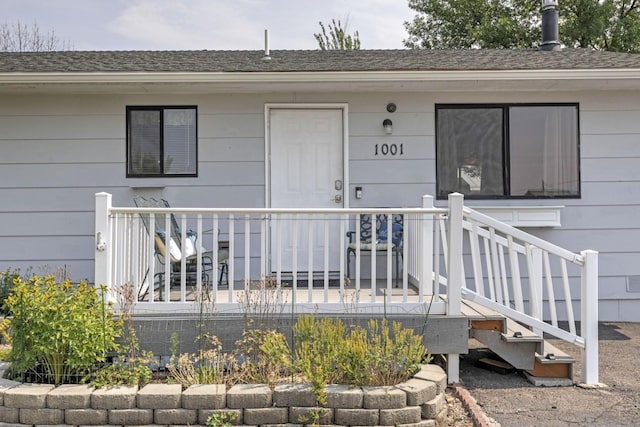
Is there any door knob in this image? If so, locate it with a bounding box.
[333,195,342,203]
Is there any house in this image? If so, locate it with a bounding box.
[7,44,636,385]
[0,47,638,321]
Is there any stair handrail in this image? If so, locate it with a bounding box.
[453,198,599,385]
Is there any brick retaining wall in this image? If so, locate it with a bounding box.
[0,364,447,426]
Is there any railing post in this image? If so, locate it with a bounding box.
[581,249,599,385]
[447,193,463,317]
[94,192,114,303]
[446,193,463,384]
[528,246,544,337]
[421,195,434,301]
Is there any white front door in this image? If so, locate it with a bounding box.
[269,108,344,274]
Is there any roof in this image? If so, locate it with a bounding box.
[2,48,640,73]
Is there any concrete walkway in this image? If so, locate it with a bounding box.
[459,322,640,426]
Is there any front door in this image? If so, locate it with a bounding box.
[268,108,344,274]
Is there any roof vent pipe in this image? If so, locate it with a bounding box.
[540,0,561,51]
[262,29,271,61]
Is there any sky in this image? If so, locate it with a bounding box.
[1,0,416,51]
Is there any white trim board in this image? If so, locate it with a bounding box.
[471,206,564,228]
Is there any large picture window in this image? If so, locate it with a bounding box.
[436,104,579,199]
[127,106,197,177]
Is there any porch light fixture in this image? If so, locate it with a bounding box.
[383,119,393,135]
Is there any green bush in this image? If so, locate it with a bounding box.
[364,318,430,385]
[293,315,428,401]
[206,411,237,427]
[234,328,292,386]
[293,316,346,403]
[0,267,28,316]
[167,335,236,388]
[85,281,153,388]
[88,358,152,388]
[4,276,121,384]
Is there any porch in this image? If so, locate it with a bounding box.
[94,192,599,385]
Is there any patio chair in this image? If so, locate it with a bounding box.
[346,213,403,286]
[134,196,229,299]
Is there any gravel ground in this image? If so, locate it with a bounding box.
[457,322,640,427]
[438,388,475,426]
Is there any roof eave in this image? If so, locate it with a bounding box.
[3,68,640,85]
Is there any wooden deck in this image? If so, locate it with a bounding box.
[140,278,434,304]
[134,280,488,358]
[133,279,575,382]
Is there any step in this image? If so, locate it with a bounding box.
[527,340,575,381]
[501,318,544,344]
[463,299,507,333]
[462,298,576,383]
[471,315,544,370]
[471,329,540,370]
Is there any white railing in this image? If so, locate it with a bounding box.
[446,194,599,385]
[95,192,599,385]
[95,193,453,317]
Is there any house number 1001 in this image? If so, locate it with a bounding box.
[374,143,404,156]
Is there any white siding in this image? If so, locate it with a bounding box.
[1,89,640,320]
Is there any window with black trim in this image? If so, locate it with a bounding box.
[127,106,197,177]
[436,103,580,199]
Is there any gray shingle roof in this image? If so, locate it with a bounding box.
[2,49,640,73]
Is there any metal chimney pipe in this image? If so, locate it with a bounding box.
[262,29,271,61]
[540,0,561,51]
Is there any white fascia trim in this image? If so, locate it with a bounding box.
[3,68,640,84]
[472,205,564,228]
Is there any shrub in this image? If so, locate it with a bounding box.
[293,315,428,401]
[88,358,152,388]
[0,267,29,316]
[0,318,10,345]
[293,316,346,403]
[87,281,153,388]
[206,411,237,427]
[167,335,237,388]
[233,328,292,386]
[4,276,121,384]
[0,318,10,361]
[364,318,430,385]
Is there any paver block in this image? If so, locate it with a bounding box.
[325,384,363,408]
[19,407,64,425]
[183,384,226,409]
[274,383,317,407]
[524,372,573,387]
[363,386,406,409]
[334,408,379,426]
[108,408,153,425]
[47,384,94,409]
[226,384,272,408]
[380,406,422,425]
[3,384,54,408]
[397,378,438,406]
[138,383,182,408]
[155,408,198,425]
[91,385,138,409]
[199,408,242,425]
[0,406,19,423]
[244,407,289,425]
[0,383,18,406]
[289,406,333,425]
[65,408,108,425]
[421,393,446,419]
[413,365,447,394]
[398,420,437,427]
